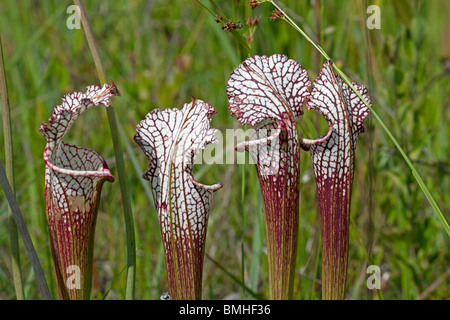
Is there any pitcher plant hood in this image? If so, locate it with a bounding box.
[301,60,371,300]
[227,54,311,299]
[134,97,222,300]
[40,82,119,299]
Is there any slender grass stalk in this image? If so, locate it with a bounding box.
[0,160,52,300]
[249,185,263,299]
[74,0,136,299]
[205,254,263,300]
[359,0,376,261]
[0,37,25,300]
[266,0,449,237]
[310,236,321,300]
[240,161,246,299]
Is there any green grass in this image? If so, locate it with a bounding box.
[0,0,448,300]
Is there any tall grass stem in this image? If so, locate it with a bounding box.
[268,0,449,237]
[350,218,384,300]
[74,0,136,299]
[0,160,52,299]
[240,161,247,299]
[0,37,25,300]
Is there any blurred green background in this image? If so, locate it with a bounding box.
[0,0,448,300]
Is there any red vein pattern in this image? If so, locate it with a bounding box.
[304,61,371,299]
[134,98,222,300]
[39,82,119,299]
[227,54,310,299]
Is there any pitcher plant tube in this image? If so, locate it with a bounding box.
[134,98,222,300]
[227,54,313,300]
[301,60,371,300]
[40,82,120,300]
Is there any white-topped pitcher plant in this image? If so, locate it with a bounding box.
[40,82,120,299]
[134,98,222,300]
[226,54,312,300]
[301,61,371,300]
[226,54,371,300]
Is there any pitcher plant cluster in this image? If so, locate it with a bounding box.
[40,52,370,300]
[34,1,375,301]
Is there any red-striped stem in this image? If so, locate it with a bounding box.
[301,61,371,300]
[40,82,119,299]
[134,98,222,300]
[227,54,311,299]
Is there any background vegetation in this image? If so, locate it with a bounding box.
[0,0,448,300]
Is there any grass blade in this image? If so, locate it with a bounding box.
[205,253,263,300]
[0,37,25,300]
[249,188,263,298]
[74,0,136,299]
[350,217,384,300]
[240,161,246,299]
[0,159,52,300]
[268,0,449,237]
[337,71,450,237]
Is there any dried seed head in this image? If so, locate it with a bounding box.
[270,9,285,21]
[249,0,260,9]
[246,16,260,27]
[214,15,222,23]
[245,34,253,46]
[222,20,237,32]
